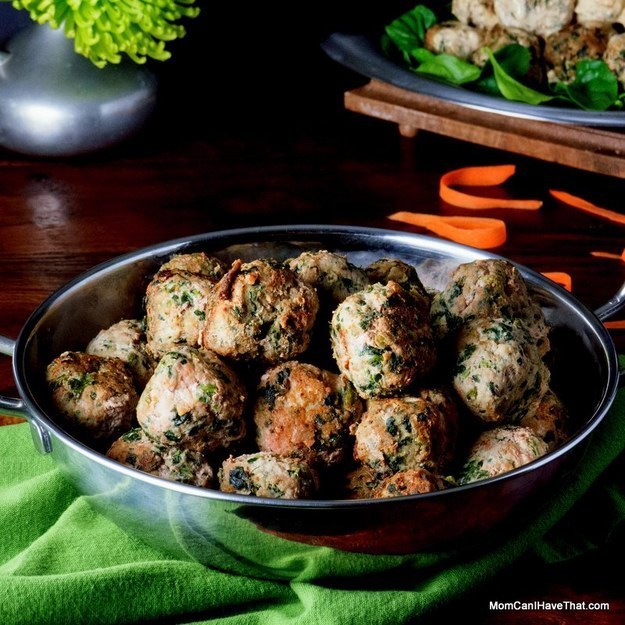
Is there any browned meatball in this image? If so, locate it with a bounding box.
[494,0,575,37]
[136,345,247,453]
[353,396,453,475]
[520,388,568,450]
[254,361,362,467]
[218,452,319,499]
[471,25,541,74]
[576,0,625,27]
[46,351,137,442]
[425,21,483,59]
[372,468,447,498]
[158,252,227,280]
[107,427,214,487]
[331,281,436,399]
[201,259,319,363]
[453,0,499,28]
[604,32,625,87]
[343,464,383,499]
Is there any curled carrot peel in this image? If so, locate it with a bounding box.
[541,272,572,292]
[550,190,625,226]
[604,320,625,330]
[590,249,625,261]
[440,165,543,210]
[388,211,507,249]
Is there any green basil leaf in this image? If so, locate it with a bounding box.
[475,45,531,96]
[415,52,482,84]
[384,5,438,64]
[553,59,618,111]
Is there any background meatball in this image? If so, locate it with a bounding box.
[331,281,436,398]
[145,269,218,357]
[287,250,368,305]
[459,425,549,484]
[218,452,318,499]
[425,21,483,59]
[364,258,430,312]
[430,259,549,355]
[604,32,625,87]
[453,317,550,423]
[520,388,568,450]
[494,0,575,37]
[372,468,447,498]
[453,0,500,28]
[86,319,156,389]
[353,396,451,475]
[136,346,247,453]
[254,361,362,467]
[158,252,227,280]
[201,259,319,363]
[107,427,214,487]
[544,24,611,84]
[471,25,541,72]
[343,464,382,499]
[576,0,625,27]
[46,351,137,442]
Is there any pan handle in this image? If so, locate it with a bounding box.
[0,335,52,454]
[594,281,625,322]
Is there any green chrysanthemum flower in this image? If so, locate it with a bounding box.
[7,0,200,67]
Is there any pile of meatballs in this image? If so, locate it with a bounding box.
[424,0,625,88]
[45,250,569,500]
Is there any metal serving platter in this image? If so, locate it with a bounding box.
[321,32,625,127]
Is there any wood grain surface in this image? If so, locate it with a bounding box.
[1,6,625,619]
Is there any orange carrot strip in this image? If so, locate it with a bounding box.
[550,190,625,226]
[440,165,543,210]
[590,249,625,261]
[388,211,506,249]
[604,320,625,330]
[541,272,572,292]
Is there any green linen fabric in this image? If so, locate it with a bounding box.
[1,383,624,625]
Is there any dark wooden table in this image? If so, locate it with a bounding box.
[1,11,625,621]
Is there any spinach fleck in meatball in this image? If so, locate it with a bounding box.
[107,427,214,487]
[46,351,137,442]
[424,21,483,59]
[218,452,318,499]
[331,281,436,399]
[459,425,549,484]
[158,252,227,280]
[201,259,319,363]
[287,250,368,304]
[254,361,362,467]
[365,258,431,312]
[453,317,550,424]
[86,319,156,389]
[430,259,549,355]
[353,396,453,475]
[493,0,575,37]
[520,388,569,451]
[145,269,220,358]
[372,468,448,498]
[136,345,247,453]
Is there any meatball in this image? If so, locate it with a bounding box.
[343,464,382,499]
[136,345,247,453]
[46,351,137,441]
[452,0,500,29]
[353,396,452,474]
[430,259,549,355]
[576,0,625,27]
[459,425,549,484]
[218,452,318,499]
[424,21,483,60]
[604,32,625,87]
[86,319,156,388]
[364,258,430,312]
[453,317,550,423]
[520,388,568,450]
[158,252,227,280]
[372,468,447,498]
[145,269,219,357]
[544,24,611,84]
[493,0,575,37]
[471,25,541,71]
[287,250,368,305]
[331,281,436,399]
[254,361,362,467]
[106,427,214,487]
[201,259,319,363]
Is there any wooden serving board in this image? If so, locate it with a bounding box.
[345,79,625,178]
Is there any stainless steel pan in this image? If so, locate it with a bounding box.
[1,225,623,580]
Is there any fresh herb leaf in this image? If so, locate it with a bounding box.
[553,59,619,111]
[385,5,438,65]
[415,51,482,84]
[476,44,531,96]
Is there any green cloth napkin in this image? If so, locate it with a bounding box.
[1,382,625,625]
